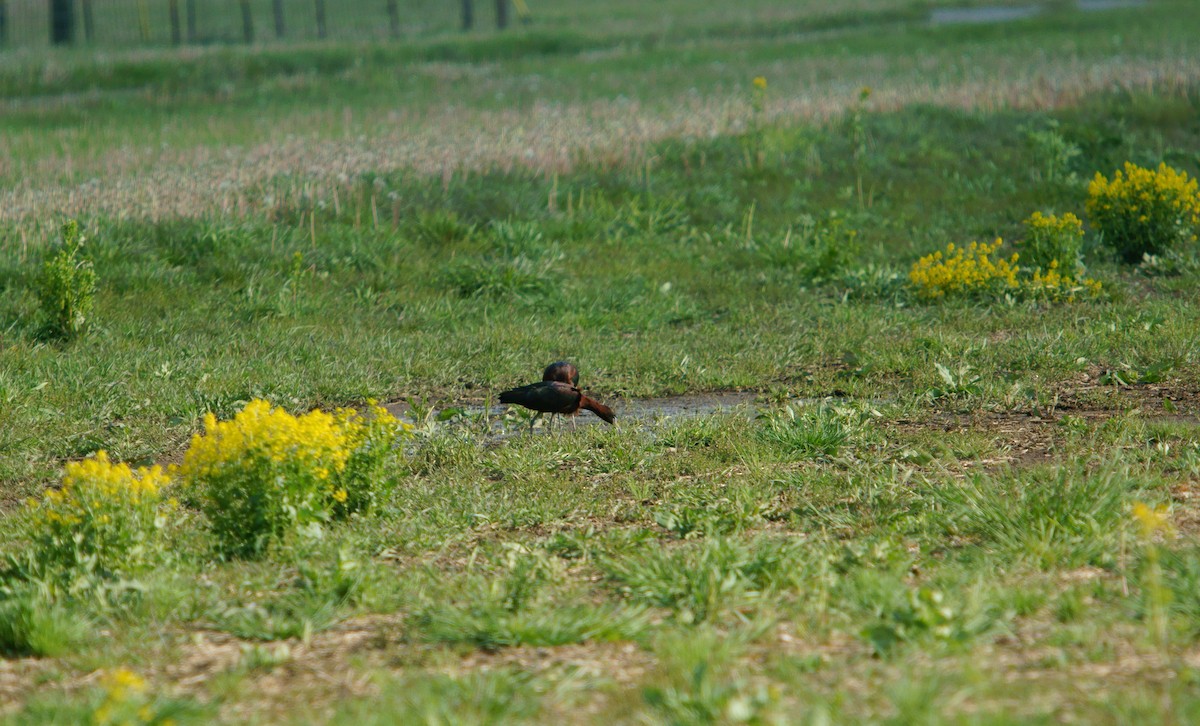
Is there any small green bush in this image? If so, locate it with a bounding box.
[0,585,90,656]
[333,403,412,518]
[1019,211,1084,275]
[35,220,97,339]
[445,254,560,299]
[755,212,860,283]
[757,405,861,459]
[412,209,476,246]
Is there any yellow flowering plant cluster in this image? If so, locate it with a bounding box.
[92,667,190,725]
[907,239,1020,300]
[745,76,768,169]
[1086,161,1200,263]
[1016,211,1103,302]
[174,399,408,556]
[1021,260,1104,302]
[911,218,1104,303]
[25,451,170,580]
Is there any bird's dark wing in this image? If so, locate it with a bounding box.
[499,381,581,414]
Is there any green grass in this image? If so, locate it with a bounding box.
[3,0,1200,722]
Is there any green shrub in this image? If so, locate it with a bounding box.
[1019,211,1084,275]
[412,209,476,246]
[333,402,412,518]
[35,220,97,339]
[0,585,90,656]
[1023,120,1081,183]
[755,212,860,283]
[485,219,548,256]
[445,254,560,299]
[757,404,861,459]
[862,587,995,656]
[1086,161,1200,263]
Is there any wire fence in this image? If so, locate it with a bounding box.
[0,0,523,49]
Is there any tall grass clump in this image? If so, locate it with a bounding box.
[174,399,409,557]
[35,220,96,340]
[754,212,861,283]
[0,587,90,657]
[757,404,859,459]
[1087,162,1200,263]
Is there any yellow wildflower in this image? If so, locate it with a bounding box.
[101,667,147,698]
[1132,501,1174,539]
[909,237,1020,299]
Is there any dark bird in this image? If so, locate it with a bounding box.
[542,361,579,386]
[499,381,615,431]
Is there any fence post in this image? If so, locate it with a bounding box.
[387,0,399,38]
[314,0,327,38]
[137,0,149,41]
[50,0,74,44]
[273,0,285,37]
[461,0,472,30]
[168,0,181,44]
[495,0,507,29]
[240,0,253,42]
[185,0,196,41]
[81,0,94,41]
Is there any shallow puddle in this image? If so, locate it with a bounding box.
[384,391,767,435]
[930,5,1041,25]
[1077,0,1147,9]
[930,0,1147,26]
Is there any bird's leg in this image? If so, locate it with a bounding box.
[548,413,556,432]
[529,411,542,433]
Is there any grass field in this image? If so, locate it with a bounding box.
[3,0,1200,723]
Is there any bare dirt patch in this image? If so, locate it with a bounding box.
[162,616,655,723]
[889,410,1064,468]
[171,615,400,722]
[1054,370,1200,418]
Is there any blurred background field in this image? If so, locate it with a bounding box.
[0,0,1194,230]
[2,0,1049,49]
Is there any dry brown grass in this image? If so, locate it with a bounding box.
[2,54,1198,228]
